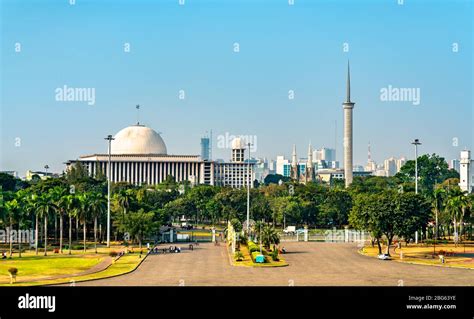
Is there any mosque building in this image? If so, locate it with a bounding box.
[66,124,254,188]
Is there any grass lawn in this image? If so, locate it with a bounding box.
[361,243,474,269]
[0,243,145,286]
[231,245,288,268]
[16,252,144,286]
[0,254,104,282]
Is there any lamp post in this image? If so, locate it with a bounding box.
[105,134,115,248]
[411,139,421,194]
[411,139,421,244]
[246,142,252,234]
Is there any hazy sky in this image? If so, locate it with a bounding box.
[1,0,472,176]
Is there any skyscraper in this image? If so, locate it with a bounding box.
[201,136,210,161]
[384,157,397,177]
[343,62,355,187]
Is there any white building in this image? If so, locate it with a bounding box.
[396,157,406,173]
[276,155,290,176]
[459,150,473,193]
[384,157,397,177]
[67,124,254,188]
[313,148,336,163]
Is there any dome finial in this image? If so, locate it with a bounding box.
[136,104,140,125]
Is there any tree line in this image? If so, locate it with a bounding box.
[0,153,472,256]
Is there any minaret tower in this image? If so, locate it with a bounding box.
[306,142,314,183]
[291,144,299,180]
[459,150,471,193]
[343,61,355,187]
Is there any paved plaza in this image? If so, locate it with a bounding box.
[76,242,474,286]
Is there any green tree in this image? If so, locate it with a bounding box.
[431,187,446,240]
[49,186,68,253]
[5,198,20,257]
[319,189,352,227]
[88,192,106,253]
[35,193,58,256]
[123,209,157,250]
[396,154,459,194]
[260,224,280,249]
[77,193,91,252]
[64,194,79,254]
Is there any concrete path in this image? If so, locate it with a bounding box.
[75,242,474,286]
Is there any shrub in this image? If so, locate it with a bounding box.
[249,245,259,253]
[270,249,279,261]
[8,268,18,276]
[234,251,244,261]
[8,267,18,284]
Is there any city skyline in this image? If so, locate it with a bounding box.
[1,0,472,175]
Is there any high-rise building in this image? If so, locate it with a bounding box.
[276,156,290,176]
[200,136,210,161]
[342,62,355,187]
[450,159,460,172]
[314,148,336,163]
[384,157,397,177]
[396,157,406,173]
[231,137,245,163]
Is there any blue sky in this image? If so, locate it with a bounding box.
[1,0,472,175]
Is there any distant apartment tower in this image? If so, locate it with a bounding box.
[384,157,397,177]
[201,136,210,161]
[396,157,406,173]
[450,159,460,173]
[276,156,290,176]
[314,148,336,163]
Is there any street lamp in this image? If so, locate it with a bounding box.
[411,139,421,194]
[246,142,252,234]
[411,139,421,244]
[105,134,115,248]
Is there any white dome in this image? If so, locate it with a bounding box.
[111,125,167,155]
[231,137,246,150]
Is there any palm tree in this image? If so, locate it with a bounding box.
[445,188,465,245]
[113,189,133,239]
[260,224,280,250]
[64,194,79,255]
[49,187,68,253]
[77,194,90,252]
[458,193,471,242]
[88,192,106,253]
[15,190,31,258]
[35,194,57,256]
[29,194,40,255]
[432,187,445,240]
[5,198,19,257]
